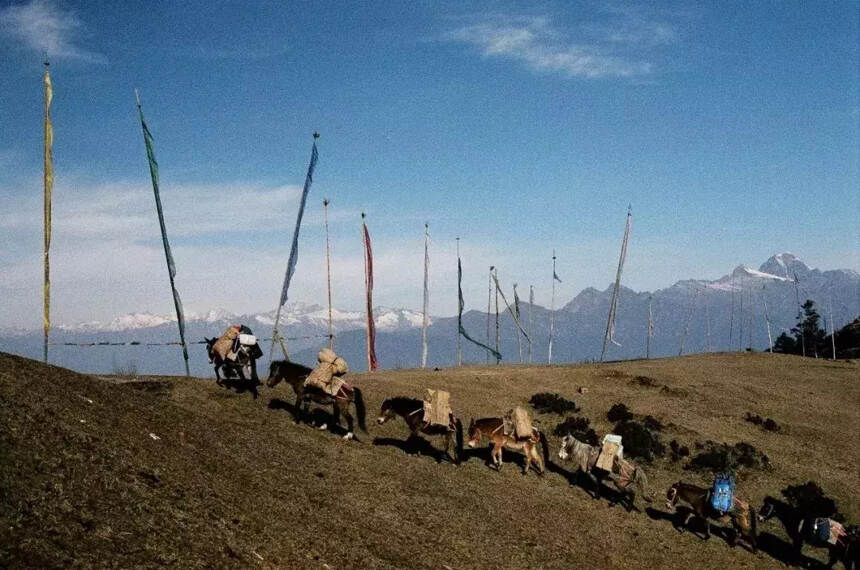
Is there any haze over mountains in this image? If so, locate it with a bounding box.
[1,253,857,376]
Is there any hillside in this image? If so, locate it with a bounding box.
[1,352,858,569]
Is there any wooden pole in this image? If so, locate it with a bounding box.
[323,199,334,349]
[456,237,462,367]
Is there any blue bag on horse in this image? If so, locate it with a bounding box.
[812,518,831,544]
[710,473,735,514]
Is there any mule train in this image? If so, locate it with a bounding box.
[205,335,855,567]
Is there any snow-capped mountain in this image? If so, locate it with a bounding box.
[57,303,430,334]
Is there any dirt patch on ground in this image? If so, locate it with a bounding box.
[1,351,858,568]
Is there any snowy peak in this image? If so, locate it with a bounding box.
[59,312,176,332]
[759,252,809,278]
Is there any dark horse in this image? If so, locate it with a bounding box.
[204,337,260,398]
[466,417,549,474]
[759,496,853,569]
[376,397,463,464]
[267,360,367,440]
[666,481,757,552]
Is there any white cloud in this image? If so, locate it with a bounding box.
[445,12,678,78]
[0,0,105,63]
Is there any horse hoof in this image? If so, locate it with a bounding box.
[343,433,354,440]
[318,423,328,431]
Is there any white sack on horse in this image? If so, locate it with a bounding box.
[305,349,349,396]
[213,325,241,361]
[423,389,451,426]
[503,407,533,439]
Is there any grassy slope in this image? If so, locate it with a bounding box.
[1,352,857,569]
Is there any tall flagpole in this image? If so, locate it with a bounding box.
[646,295,653,359]
[270,132,320,363]
[362,212,377,371]
[456,237,462,367]
[513,283,522,363]
[792,272,805,357]
[728,271,736,350]
[705,291,712,352]
[828,294,836,360]
[679,288,697,356]
[601,206,632,362]
[136,89,190,377]
[494,267,500,363]
[486,266,493,363]
[42,58,53,364]
[528,285,534,364]
[549,251,557,364]
[323,199,334,349]
[421,223,429,368]
[762,284,774,353]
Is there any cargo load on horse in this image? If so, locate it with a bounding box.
[423,389,452,427]
[711,473,736,515]
[304,348,349,397]
[811,518,846,546]
[502,406,534,440]
[205,325,263,393]
[595,434,623,472]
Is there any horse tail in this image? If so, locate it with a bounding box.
[454,418,464,464]
[636,468,653,502]
[750,505,758,541]
[538,430,551,467]
[353,387,368,433]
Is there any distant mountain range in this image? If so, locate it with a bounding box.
[1,253,857,376]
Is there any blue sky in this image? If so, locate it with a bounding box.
[0,1,858,328]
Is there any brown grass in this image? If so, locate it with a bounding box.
[1,351,857,569]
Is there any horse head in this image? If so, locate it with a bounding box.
[204,337,216,363]
[666,482,681,510]
[466,419,480,448]
[377,399,397,425]
[758,496,778,522]
[557,435,573,460]
[266,360,282,388]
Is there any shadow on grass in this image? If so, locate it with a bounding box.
[645,506,757,552]
[372,436,456,464]
[218,377,259,399]
[268,399,357,440]
[755,532,823,568]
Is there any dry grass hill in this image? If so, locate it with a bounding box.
[1,351,858,569]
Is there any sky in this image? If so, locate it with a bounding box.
[0,0,858,329]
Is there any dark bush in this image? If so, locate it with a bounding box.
[607,403,633,423]
[612,420,665,462]
[529,393,579,415]
[552,416,598,446]
[782,482,842,521]
[763,418,781,432]
[632,375,659,388]
[686,440,770,472]
[669,439,690,462]
[642,415,663,432]
[744,412,763,425]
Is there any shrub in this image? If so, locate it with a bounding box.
[612,420,665,462]
[763,418,781,432]
[529,393,579,415]
[632,375,659,388]
[782,482,842,520]
[607,403,633,423]
[553,416,599,446]
[745,412,781,432]
[686,440,770,472]
[744,412,763,426]
[642,415,663,432]
[669,439,690,462]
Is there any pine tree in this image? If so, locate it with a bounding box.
[789,300,827,357]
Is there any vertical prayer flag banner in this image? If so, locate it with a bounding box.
[421,223,430,368]
[270,134,319,360]
[459,257,501,362]
[43,64,53,363]
[136,91,189,376]
[548,251,559,363]
[363,216,378,371]
[601,207,632,361]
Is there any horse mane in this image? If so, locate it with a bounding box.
[381,396,422,410]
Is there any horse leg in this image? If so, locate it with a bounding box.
[492,442,503,471]
[341,402,355,440]
[214,364,223,386]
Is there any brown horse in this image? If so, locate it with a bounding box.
[376,397,463,464]
[267,360,367,440]
[466,417,548,474]
[558,435,653,511]
[666,481,757,552]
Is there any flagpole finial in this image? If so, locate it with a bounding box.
[134,88,141,108]
[361,211,366,220]
[323,198,329,206]
[43,53,49,68]
[627,203,632,214]
[313,131,320,139]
